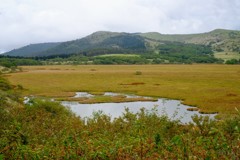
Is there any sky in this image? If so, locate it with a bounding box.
[0,0,240,53]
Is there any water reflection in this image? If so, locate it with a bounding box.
[62,94,217,124]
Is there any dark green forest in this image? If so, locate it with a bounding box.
[0,56,42,68]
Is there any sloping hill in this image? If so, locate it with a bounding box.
[4,42,61,57]
[37,31,146,56]
[140,29,240,52]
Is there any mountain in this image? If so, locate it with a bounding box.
[37,31,146,57]
[4,42,61,57]
[3,29,240,57]
[4,31,147,57]
[140,29,240,52]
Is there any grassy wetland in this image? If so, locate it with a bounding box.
[6,64,240,115]
[0,67,240,159]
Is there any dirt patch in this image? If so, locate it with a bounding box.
[226,93,237,97]
[120,82,145,86]
[187,108,199,111]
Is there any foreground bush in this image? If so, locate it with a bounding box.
[0,98,239,159]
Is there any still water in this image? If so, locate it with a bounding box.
[62,92,217,124]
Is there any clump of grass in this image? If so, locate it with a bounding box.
[90,68,96,71]
[135,71,142,75]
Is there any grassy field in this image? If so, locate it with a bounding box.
[6,64,240,116]
[214,52,240,61]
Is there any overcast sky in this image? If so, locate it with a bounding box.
[1,0,240,53]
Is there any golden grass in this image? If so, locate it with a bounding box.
[6,64,240,115]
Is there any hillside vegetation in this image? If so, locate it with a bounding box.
[141,29,240,53]
[3,29,240,63]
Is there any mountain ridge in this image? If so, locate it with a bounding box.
[3,29,240,57]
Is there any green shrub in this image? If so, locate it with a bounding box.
[225,59,239,64]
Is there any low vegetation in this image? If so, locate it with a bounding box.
[0,75,239,159]
[56,94,156,104]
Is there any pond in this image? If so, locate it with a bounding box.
[61,92,217,124]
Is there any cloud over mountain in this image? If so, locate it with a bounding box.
[0,0,240,52]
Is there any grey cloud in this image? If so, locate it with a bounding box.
[0,0,240,52]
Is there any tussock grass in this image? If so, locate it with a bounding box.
[6,64,240,115]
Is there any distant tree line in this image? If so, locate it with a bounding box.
[0,56,42,68]
[93,56,149,64]
[225,59,240,64]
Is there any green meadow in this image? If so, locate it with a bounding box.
[214,52,240,61]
